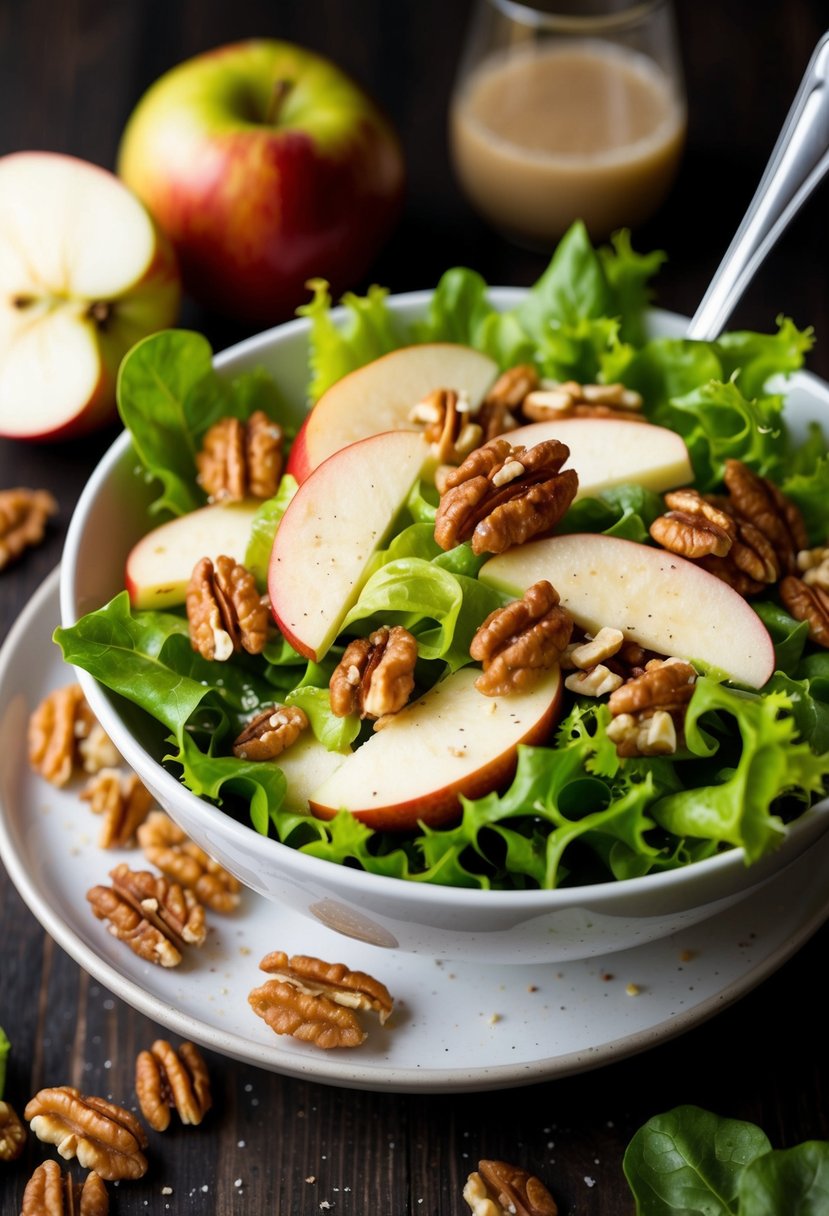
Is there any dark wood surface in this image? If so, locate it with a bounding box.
[2,2,828,1212]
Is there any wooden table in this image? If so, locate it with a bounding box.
[1,2,828,1211]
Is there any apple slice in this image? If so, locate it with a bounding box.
[309,665,563,831]
[269,429,430,661]
[285,343,498,482]
[0,152,180,441]
[502,417,693,499]
[479,533,775,688]
[125,500,259,609]
[276,733,350,811]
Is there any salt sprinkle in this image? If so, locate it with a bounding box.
[201,1185,209,1193]
[238,1140,246,1148]
[234,1179,243,1188]
[584,1176,596,1188]
[161,1187,172,1195]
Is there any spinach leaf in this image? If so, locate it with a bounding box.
[739,1142,829,1215]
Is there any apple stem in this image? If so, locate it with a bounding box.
[87,300,111,329]
[266,78,294,126]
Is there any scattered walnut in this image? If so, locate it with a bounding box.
[232,703,308,760]
[780,576,829,648]
[196,410,283,502]
[87,864,207,967]
[434,437,578,555]
[25,1086,148,1180]
[329,626,417,721]
[563,626,625,670]
[19,1160,109,1216]
[564,664,624,697]
[137,810,241,913]
[28,684,119,787]
[522,378,643,424]
[248,951,393,1050]
[186,554,270,661]
[80,769,155,849]
[607,658,697,757]
[464,1160,558,1216]
[0,1098,26,1160]
[135,1039,212,1131]
[724,459,807,574]
[0,486,58,571]
[409,388,483,465]
[470,581,573,695]
[649,488,735,558]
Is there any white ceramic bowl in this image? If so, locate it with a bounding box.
[60,291,829,963]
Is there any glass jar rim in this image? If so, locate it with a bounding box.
[484,0,673,34]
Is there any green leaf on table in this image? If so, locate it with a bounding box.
[0,1024,9,1099]
[622,1104,771,1215]
[739,1141,829,1215]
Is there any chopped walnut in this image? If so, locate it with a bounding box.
[19,1160,109,1216]
[522,378,643,424]
[28,684,119,787]
[434,437,578,555]
[135,1039,211,1131]
[196,410,283,502]
[797,542,829,590]
[780,576,829,648]
[329,626,417,721]
[80,769,155,849]
[87,864,207,967]
[409,388,483,465]
[649,488,735,558]
[475,364,539,440]
[186,554,270,660]
[607,658,697,757]
[470,581,573,695]
[25,1087,148,1180]
[0,1099,26,1160]
[724,459,807,574]
[464,1160,558,1216]
[137,810,241,913]
[0,486,58,570]
[564,664,624,697]
[563,627,625,670]
[232,703,309,760]
[249,951,394,1050]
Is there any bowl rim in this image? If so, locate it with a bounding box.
[60,291,829,912]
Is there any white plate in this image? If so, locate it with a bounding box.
[3,568,829,1093]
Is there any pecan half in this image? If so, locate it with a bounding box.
[476,364,539,440]
[780,576,829,648]
[724,458,808,574]
[258,950,394,1023]
[137,810,241,913]
[25,1087,148,1180]
[0,1098,26,1160]
[464,1160,558,1216]
[522,379,643,424]
[248,979,367,1049]
[20,1160,109,1216]
[329,626,417,720]
[28,684,119,787]
[186,555,270,660]
[0,486,57,570]
[649,489,735,558]
[196,410,283,502]
[135,1039,211,1131]
[607,658,697,757]
[470,580,573,695]
[434,438,578,555]
[87,864,207,967]
[409,388,483,465]
[80,769,155,849]
[232,703,309,760]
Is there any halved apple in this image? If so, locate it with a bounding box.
[479,533,775,688]
[269,429,430,661]
[285,343,498,482]
[309,665,563,831]
[125,500,259,609]
[503,417,693,499]
[0,152,181,441]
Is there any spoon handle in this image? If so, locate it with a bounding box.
[687,30,829,342]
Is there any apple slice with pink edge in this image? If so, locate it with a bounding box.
[269,428,431,661]
[308,665,563,832]
[479,533,775,689]
[501,417,693,499]
[125,500,260,610]
[285,342,498,482]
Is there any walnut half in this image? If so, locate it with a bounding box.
[186,555,270,661]
[464,1160,558,1216]
[25,1086,148,1180]
[329,626,417,721]
[470,581,573,696]
[0,1099,26,1160]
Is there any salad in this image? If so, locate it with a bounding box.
[56,222,829,891]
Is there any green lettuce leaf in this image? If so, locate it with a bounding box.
[739,1142,829,1215]
[298,278,406,400]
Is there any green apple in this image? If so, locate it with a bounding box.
[117,40,405,325]
[0,153,180,441]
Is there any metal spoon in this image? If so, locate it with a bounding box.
[687,29,829,342]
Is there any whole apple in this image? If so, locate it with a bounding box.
[117,40,406,325]
[0,152,181,442]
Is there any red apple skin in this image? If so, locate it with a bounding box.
[308,678,563,832]
[117,40,405,325]
[284,413,313,483]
